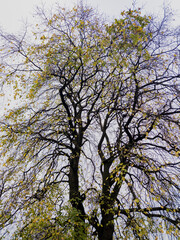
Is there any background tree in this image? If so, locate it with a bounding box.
[0,3,180,240]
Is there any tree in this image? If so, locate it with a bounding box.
[0,3,180,240]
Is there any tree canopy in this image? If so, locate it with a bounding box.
[0,3,180,240]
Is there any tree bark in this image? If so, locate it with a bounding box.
[69,153,86,239]
[98,160,115,240]
[98,212,114,240]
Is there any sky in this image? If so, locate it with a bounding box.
[0,2,179,238]
[0,0,179,111]
[0,0,180,34]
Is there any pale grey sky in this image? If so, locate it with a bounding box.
[0,0,179,110]
[0,0,180,33]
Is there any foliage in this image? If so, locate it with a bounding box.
[0,3,180,240]
[12,204,89,240]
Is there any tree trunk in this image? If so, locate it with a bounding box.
[69,154,86,239]
[98,213,114,240]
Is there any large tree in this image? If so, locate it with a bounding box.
[0,4,180,240]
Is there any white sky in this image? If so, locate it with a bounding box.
[0,0,180,33]
[0,0,180,111]
[0,0,179,111]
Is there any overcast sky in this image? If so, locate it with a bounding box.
[0,0,180,33]
[0,0,179,110]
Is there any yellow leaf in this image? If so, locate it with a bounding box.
[175,151,179,157]
[40,35,45,40]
